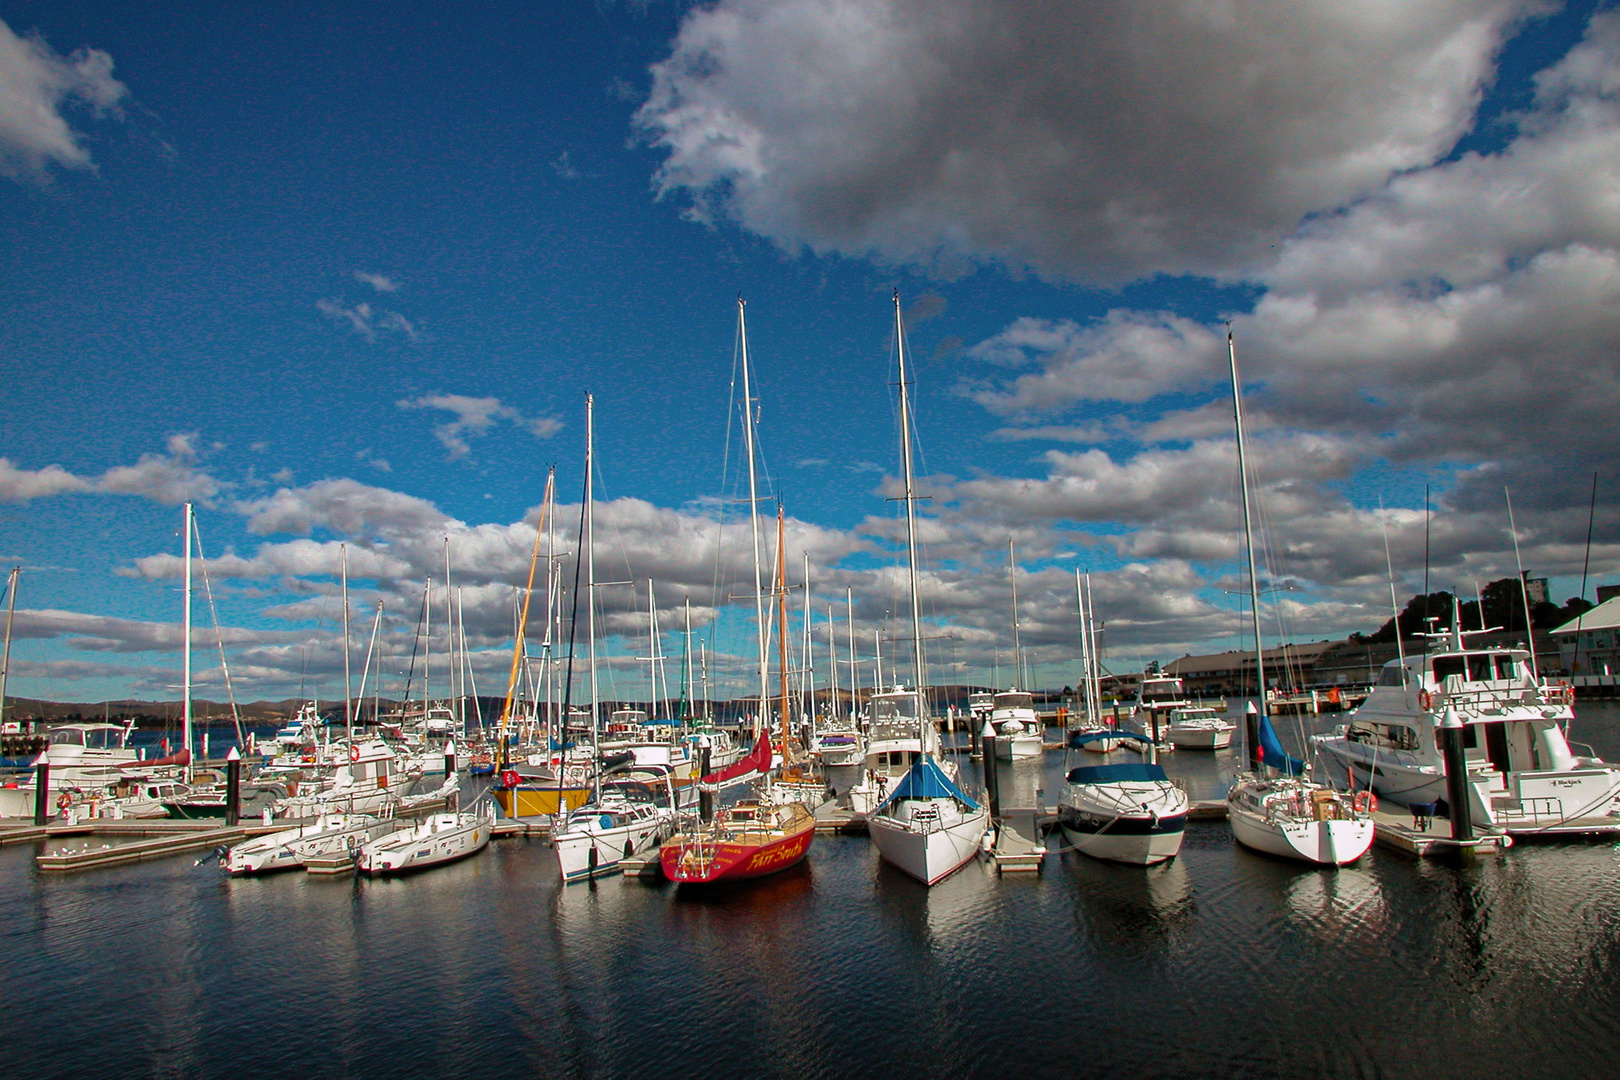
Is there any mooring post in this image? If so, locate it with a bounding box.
[980,719,1000,822]
[698,745,713,823]
[1439,706,1474,842]
[225,746,241,827]
[444,738,457,778]
[33,760,50,826]
[1244,701,1262,773]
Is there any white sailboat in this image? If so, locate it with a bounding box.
[1221,330,1373,866]
[866,292,990,886]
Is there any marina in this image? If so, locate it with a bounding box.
[6,704,1620,1080]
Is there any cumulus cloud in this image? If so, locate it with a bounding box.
[353,270,399,293]
[396,394,564,461]
[0,19,129,182]
[0,458,92,502]
[638,0,1535,283]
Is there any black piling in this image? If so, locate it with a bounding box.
[698,745,714,823]
[225,747,241,827]
[980,720,1001,822]
[1438,706,1474,842]
[444,739,457,777]
[1244,702,1262,773]
[33,761,50,826]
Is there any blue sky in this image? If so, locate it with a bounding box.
[2,1,1619,708]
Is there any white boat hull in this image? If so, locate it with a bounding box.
[357,810,492,875]
[1167,725,1235,750]
[993,733,1044,760]
[868,802,989,885]
[1058,818,1185,865]
[554,813,671,882]
[1228,804,1374,865]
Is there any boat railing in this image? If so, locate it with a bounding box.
[1431,683,1557,715]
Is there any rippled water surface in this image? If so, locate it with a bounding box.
[7,702,1620,1079]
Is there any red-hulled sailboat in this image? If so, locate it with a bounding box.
[659,299,816,885]
[659,738,815,883]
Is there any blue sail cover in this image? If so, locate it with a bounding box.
[1257,712,1307,775]
[876,753,979,813]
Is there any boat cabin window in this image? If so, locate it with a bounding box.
[1346,722,1420,752]
[49,729,87,747]
[871,696,921,721]
[1377,665,1406,687]
[1493,654,1520,680]
[1467,655,1494,681]
[993,693,1034,710]
[1431,656,1467,683]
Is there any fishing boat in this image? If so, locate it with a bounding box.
[1058,730,1188,865]
[1221,330,1373,866]
[356,803,493,875]
[865,292,989,885]
[1311,622,1620,836]
[1165,705,1237,750]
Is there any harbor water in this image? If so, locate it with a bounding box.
[7,703,1620,1079]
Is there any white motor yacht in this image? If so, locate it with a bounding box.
[1165,706,1237,750]
[1311,628,1620,836]
[988,691,1044,760]
[848,688,948,816]
[553,773,678,883]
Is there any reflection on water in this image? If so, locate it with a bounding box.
[4,703,1620,1079]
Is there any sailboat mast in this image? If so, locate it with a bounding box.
[500,467,553,752]
[1075,568,1090,725]
[1228,330,1269,733]
[182,502,193,776]
[846,587,858,719]
[0,567,17,728]
[342,543,352,743]
[585,393,600,792]
[894,291,926,698]
[444,537,457,729]
[738,297,770,730]
[1009,539,1024,690]
[802,550,812,723]
[1084,571,1102,726]
[777,505,790,750]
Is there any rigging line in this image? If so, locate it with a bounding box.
[188,516,245,752]
[1571,472,1599,682]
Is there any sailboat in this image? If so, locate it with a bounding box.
[551,394,679,882]
[865,292,990,886]
[659,297,816,885]
[1221,330,1374,866]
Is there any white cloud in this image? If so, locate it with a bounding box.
[95,432,221,504]
[0,458,91,502]
[353,270,399,293]
[396,394,564,461]
[0,19,128,182]
[316,297,419,343]
[638,0,1535,283]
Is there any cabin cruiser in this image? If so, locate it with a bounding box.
[552,771,679,882]
[847,688,948,816]
[1058,731,1188,864]
[1132,674,1190,745]
[1311,630,1620,836]
[1165,705,1237,750]
[986,691,1044,760]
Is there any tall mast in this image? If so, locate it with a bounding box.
[682,596,694,722]
[846,588,859,719]
[1009,538,1024,691]
[0,566,18,728]
[500,467,553,751]
[894,292,927,741]
[802,550,813,723]
[776,505,791,750]
[1075,569,1090,725]
[182,502,193,776]
[341,543,352,743]
[1084,571,1102,726]
[738,297,770,728]
[585,392,600,786]
[444,536,456,728]
[827,602,840,721]
[1229,330,1269,737]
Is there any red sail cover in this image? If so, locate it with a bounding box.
[700,736,771,787]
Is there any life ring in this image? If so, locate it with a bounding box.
[500,770,521,789]
[1352,790,1377,815]
[349,744,361,763]
[1418,689,1433,711]
[55,791,72,810]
